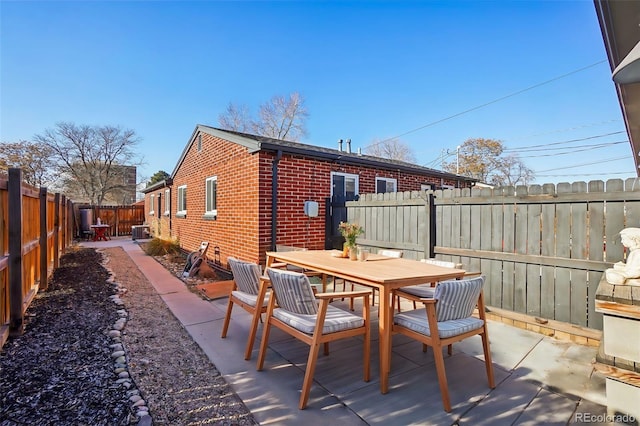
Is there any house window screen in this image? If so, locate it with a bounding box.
[331,172,359,201]
[149,194,155,215]
[177,185,187,215]
[375,177,397,193]
[205,176,217,217]
[164,189,170,215]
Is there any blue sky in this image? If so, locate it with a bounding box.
[1,0,635,186]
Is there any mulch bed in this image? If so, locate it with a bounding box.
[0,248,131,425]
[0,246,257,426]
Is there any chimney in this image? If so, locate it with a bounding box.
[358,147,362,155]
[338,139,343,152]
[346,138,352,153]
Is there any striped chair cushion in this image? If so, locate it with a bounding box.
[228,257,262,296]
[394,309,484,338]
[434,277,484,322]
[231,290,270,307]
[400,284,436,299]
[420,258,462,269]
[267,268,318,315]
[273,305,364,334]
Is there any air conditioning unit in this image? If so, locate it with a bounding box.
[132,225,150,240]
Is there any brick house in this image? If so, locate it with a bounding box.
[141,125,475,266]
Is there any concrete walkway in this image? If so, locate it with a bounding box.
[81,238,612,425]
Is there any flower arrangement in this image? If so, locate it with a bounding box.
[338,221,364,248]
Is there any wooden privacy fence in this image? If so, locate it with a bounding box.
[71,204,145,238]
[348,178,640,333]
[0,169,71,348]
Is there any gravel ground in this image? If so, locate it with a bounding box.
[0,245,257,426]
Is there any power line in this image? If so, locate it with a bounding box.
[503,119,621,142]
[518,141,628,158]
[535,171,636,177]
[504,131,626,152]
[424,137,627,166]
[535,156,629,173]
[364,59,607,150]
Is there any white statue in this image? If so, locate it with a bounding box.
[605,227,640,286]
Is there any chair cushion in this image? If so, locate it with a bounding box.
[228,257,262,296]
[267,268,318,315]
[420,258,460,269]
[273,305,364,334]
[434,277,484,322]
[379,249,403,258]
[399,284,436,298]
[394,309,484,338]
[231,290,270,307]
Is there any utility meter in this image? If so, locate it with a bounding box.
[303,201,319,217]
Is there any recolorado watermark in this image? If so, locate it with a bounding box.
[574,412,637,424]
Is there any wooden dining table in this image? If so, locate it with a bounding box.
[265,249,465,394]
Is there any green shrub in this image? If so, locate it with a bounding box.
[144,237,182,256]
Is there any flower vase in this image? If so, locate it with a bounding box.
[349,246,358,261]
[343,243,350,258]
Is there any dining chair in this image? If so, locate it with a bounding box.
[271,245,328,293]
[221,257,270,360]
[394,258,462,311]
[392,276,495,412]
[257,267,371,409]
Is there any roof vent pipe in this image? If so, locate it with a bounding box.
[338,139,343,152]
[346,139,352,153]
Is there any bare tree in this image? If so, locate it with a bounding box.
[0,140,57,187]
[34,122,142,205]
[442,138,534,186]
[492,155,535,187]
[217,103,252,133]
[365,138,417,163]
[218,92,309,141]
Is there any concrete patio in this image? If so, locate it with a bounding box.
[82,238,614,425]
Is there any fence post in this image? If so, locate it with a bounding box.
[39,187,48,291]
[8,168,23,335]
[54,193,60,268]
[427,192,436,259]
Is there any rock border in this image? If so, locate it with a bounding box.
[99,250,153,426]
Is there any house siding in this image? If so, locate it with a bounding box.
[146,127,471,268]
[169,132,261,265]
[144,188,171,238]
[254,151,465,265]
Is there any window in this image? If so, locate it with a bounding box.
[205,176,217,218]
[421,183,435,191]
[197,134,202,152]
[149,194,155,215]
[164,189,170,215]
[177,185,187,216]
[331,172,359,200]
[375,177,397,194]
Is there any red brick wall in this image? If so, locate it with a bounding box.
[154,131,468,267]
[171,132,261,266]
[255,151,466,265]
[143,187,171,238]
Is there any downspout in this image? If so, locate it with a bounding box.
[271,150,282,251]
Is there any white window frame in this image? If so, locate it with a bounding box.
[375,177,397,194]
[330,172,359,198]
[421,183,435,191]
[164,189,170,215]
[205,176,217,218]
[149,194,155,215]
[177,185,187,217]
